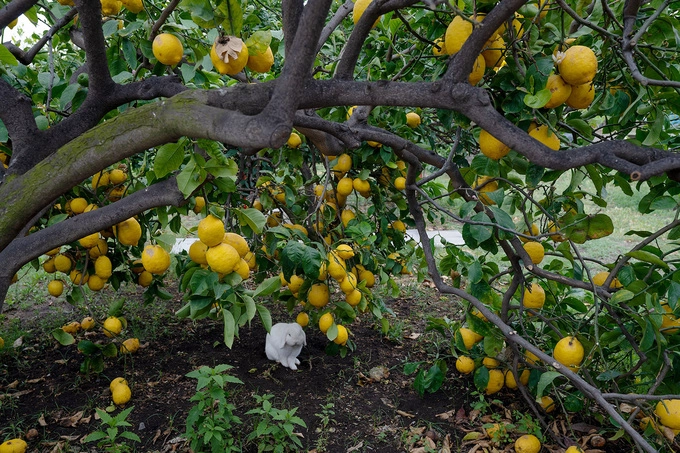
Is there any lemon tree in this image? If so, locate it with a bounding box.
[2,0,680,450]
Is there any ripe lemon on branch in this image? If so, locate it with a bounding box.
[152,33,183,66]
[553,336,585,371]
[211,36,249,75]
[555,45,598,86]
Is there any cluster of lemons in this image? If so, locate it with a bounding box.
[151,32,274,75]
[62,315,140,353]
[188,215,256,280]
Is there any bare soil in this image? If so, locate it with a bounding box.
[0,282,637,453]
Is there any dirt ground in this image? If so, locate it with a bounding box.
[0,282,639,453]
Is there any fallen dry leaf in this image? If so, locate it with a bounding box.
[436,409,456,420]
[407,332,421,340]
[397,409,416,418]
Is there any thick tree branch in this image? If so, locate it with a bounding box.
[0,0,37,28]
[0,176,187,312]
[315,0,353,54]
[73,0,115,96]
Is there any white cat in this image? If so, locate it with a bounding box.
[265,322,306,370]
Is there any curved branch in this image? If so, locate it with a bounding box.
[73,0,115,96]
[315,0,353,55]
[0,0,38,28]
[0,176,187,312]
[3,8,78,64]
[150,0,181,40]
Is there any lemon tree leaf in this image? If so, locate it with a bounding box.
[586,213,614,239]
[0,44,19,66]
[154,141,186,178]
[473,366,490,392]
[234,207,266,234]
[257,304,272,332]
[52,328,75,345]
[536,371,561,398]
[180,0,218,28]
[223,309,236,348]
[252,276,281,298]
[625,250,669,270]
[176,157,207,198]
[483,335,504,357]
[217,0,243,36]
[241,294,257,322]
[245,30,271,56]
[610,289,634,305]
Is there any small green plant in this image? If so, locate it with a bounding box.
[185,364,244,453]
[83,406,140,453]
[246,393,307,452]
[313,402,336,451]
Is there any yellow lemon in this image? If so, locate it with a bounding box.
[332,153,352,176]
[394,176,406,191]
[655,399,680,430]
[544,73,572,109]
[529,124,560,150]
[62,321,80,334]
[142,244,171,274]
[69,269,89,285]
[339,272,358,294]
[319,312,334,333]
[198,215,225,247]
[54,254,72,273]
[47,280,64,297]
[223,232,250,257]
[556,45,597,86]
[100,0,122,16]
[87,275,106,291]
[359,269,375,287]
[592,271,622,288]
[109,377,128,393]
[120,338,140,354]
[296,312,309,327]
[120,0,143,13]
[479,129,510,160]
[206,243,240,274]
[405,112,421,128]
[352,177,370,195]
[352,0,380,27]
[138,270,153,287]
[485,369,504,394]
[523,241,545,265]
[334,325,349,345]
[539,395,556,412]
[335,244,355,260]
[327,252,347,280]
[246,46,274,73]
[287,132,302,148]
[456,356,475,374]
[211,38,249,75]
[445,15,473,55]
[189,240,209,264]
[432,37,447,56]
[515,434,541,453]
[337,177,354,196]
[103,316,123,338]
[482,357,500,368]
[70,197,88,214]
[459,327,483,350]
[308,283,330,308]
[152,33,183,66]
[566,82,595,109]
[109,168,127,185]
[523,283,545,309]
[345,289,362,306]
[481,34,505,68]
[0,439,27,453]
[114,217,142,246]
[89,238,109,259]
[112,383,132,406]
[94,255,113,279]
[81,316,95,331]
[193,196,206,214]
[553,336,585,371]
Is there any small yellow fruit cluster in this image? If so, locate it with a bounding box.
[110,377,132,406]
[190,215,254,281]
[92,167,128,202]
[550,45,598,110]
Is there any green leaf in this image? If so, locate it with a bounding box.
[244,30,272,56]
[650,196,677,210]
[257,304,272,332]
[155,141,186,178]
[234,208,266,234]
[281,242,322,279]
[242,294,257,322]
[524,88,552,108]
[536,371,562,398]
[223,309,236,348]
[483,335,504,358]
[52,328,75,346]
[625,250,669,270]
[78,340,100,355]
[473,366,490,392]
[59,84,80,110]
[610,289,634,305]
[218,0,244,36]
[252,276,281,298]
[0,44,19,66]
[176,158,207,198]
[566,118,593,139]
